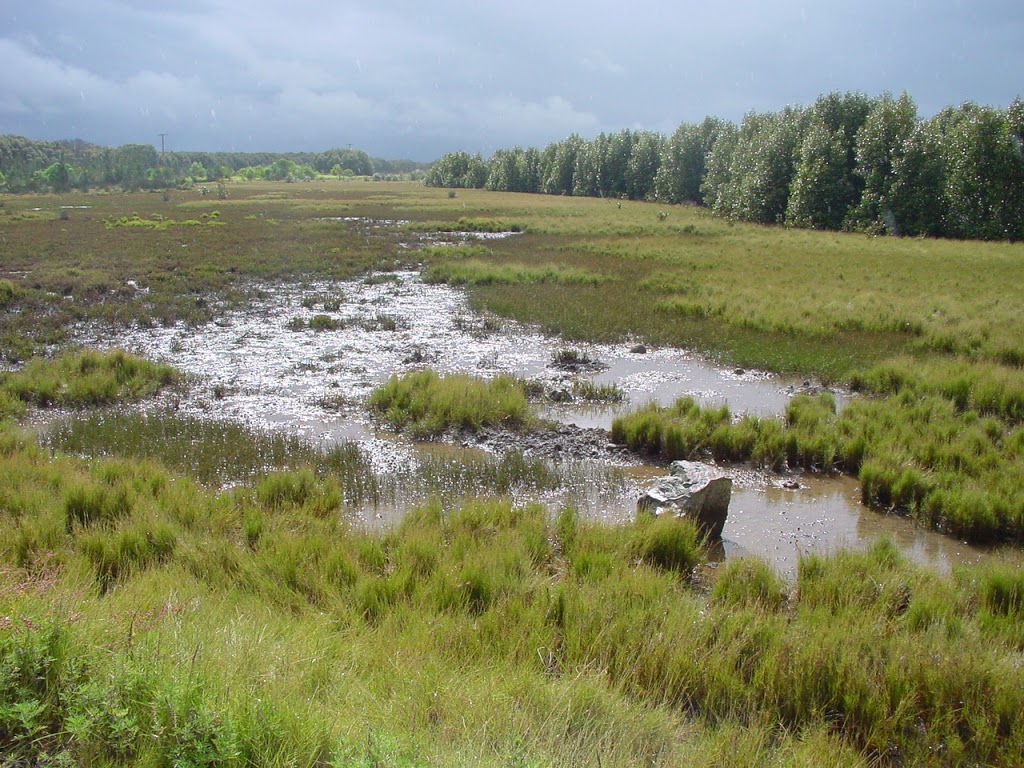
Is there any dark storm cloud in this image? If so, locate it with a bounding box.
[1,0,1021,159]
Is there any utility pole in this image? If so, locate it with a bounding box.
[158,133,167,156]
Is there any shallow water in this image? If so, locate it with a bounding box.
[88,271,805,438]
[79,271,991,575]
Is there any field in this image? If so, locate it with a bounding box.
[2,179,1024,765]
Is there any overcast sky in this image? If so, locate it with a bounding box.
[1,0,1021,160]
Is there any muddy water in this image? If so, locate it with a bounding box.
[81,271,990,575]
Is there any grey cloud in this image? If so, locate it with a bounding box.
[1,0,1021,159]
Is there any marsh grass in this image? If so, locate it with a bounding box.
[5,180,1024,761]
[42,410,375,491]
[0,348,178,409]
[103,212,222,230]
[369,369,532,437]
[3,427,1024,765]
[41,408,621,513]
[613,390,1024,543]
[408,216,524,233]
[423,259,610,287]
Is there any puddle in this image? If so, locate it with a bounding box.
[84,271,804,440]
[75,271,991,576]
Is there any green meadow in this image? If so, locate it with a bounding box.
[2,180,1024,765]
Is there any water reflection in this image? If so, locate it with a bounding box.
[77,272,991,576]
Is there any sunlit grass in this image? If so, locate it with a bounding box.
[368,369,532,437]
[0,348,178,412]
[3,427,1024,765]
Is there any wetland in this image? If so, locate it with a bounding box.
[3,180,1024,767]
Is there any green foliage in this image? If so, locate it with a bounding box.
[0,349,178,409]
[2,422,1024,765]
[852,92,919,231]
[786,120,850,229]
[423,151,489,188]
[420,89,1022,241]
[630,515,704,575]
[424,259,608,287]
[368,369,532,436]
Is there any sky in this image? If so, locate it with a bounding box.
[1,0,1021,161]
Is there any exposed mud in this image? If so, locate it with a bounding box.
[74,269,993,576]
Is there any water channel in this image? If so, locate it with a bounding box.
[78,270,991,576]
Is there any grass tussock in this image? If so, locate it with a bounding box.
[410,216,524,233]
[2,430,1024,765]
[423,259,610,287]
[0,348,178,411]
[613,391,1024,544]
[368,368,532,436]
[104,212,223,229]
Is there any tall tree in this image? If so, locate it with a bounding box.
[655,117,732,204]
[887,119,947,237]
[786,121,849,229]
[542,135,584,195]
[701,122,741,214]
[711,108,806,223]
[941,103,1024,240]
[853,92,918,232]
[626,131,664,200]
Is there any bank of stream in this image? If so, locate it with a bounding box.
[74,270,991,576]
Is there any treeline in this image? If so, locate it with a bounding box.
[425,92,1024,240]
[0,135,430,192]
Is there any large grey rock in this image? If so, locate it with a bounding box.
[636,460,731,539]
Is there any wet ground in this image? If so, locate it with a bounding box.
[79,270,993,576]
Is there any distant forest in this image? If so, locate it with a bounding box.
[0,137,431,192]
[425,92,1024,241]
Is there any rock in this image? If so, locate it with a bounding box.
[637,460,731,539]
[630,344,647,354]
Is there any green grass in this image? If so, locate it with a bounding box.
[4,180,1024,762]
[423,259,610,287]
[368,369,532,437]
[613,391,1024,544]
[2,431,1024,765]
[0,348,178,412]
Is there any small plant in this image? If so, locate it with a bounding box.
[361,313,399,332]
[309,314,342,332]
[0,279,17,308]
[549,348,606,371]
[368,369,532,436]
[630,515,704,575]
[569,380,625,403]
